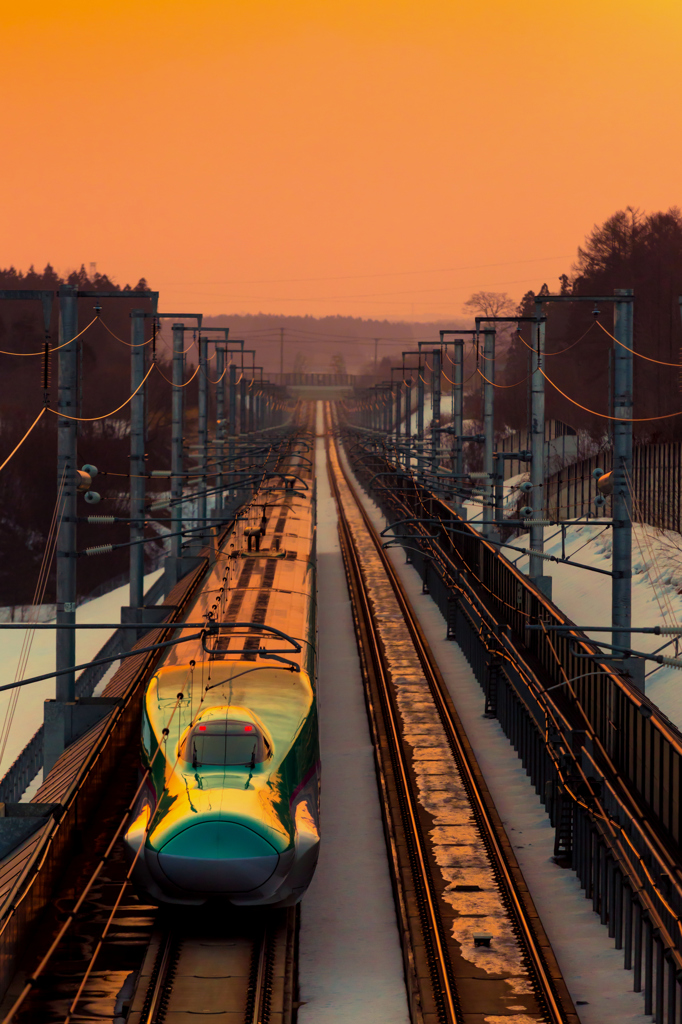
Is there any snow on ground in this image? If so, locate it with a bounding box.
[297,404,410,1023]
[501,522,682,729]
[458,468,682,728]
[344,450,650,1023]
[0,570,163,780]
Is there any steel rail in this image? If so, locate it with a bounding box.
[140,930,178,1024]
[327,418,573,1024]
[326,432,460,1024]
[360,451,682,930]
[246,921,276,1024]
[139,917,281,1024]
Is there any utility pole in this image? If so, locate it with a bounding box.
[240,374,247,434]
[529,304,550,597]
[56,285,78,698]
[170,324,184,569]
[431,347,441,478]
[481,328,496,540]
[612,288,634,655]
[280,327,284,378]
[391,368,402,452]
[47,287,119,773]
[416,364,425,478]
[229,362,237,499]
[129,311,146,611]
[453,339,464,480]
[215,345,225,513]
[197,334,208,535]
[374,338,379,373]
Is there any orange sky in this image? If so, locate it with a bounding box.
[1,0,680,319]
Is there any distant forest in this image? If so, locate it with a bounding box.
[1,205,682,603]
[0,265,163,604]
[494,207,682,443]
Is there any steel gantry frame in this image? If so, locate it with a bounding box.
[348,290,636,662]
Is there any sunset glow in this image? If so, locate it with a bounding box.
[2,0,680,316]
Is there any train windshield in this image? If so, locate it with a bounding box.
[182,721,269,767]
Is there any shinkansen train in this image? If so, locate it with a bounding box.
[123,431,318,907]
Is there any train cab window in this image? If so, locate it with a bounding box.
[182,721,270,768]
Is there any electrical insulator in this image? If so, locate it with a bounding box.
[84,491,101,505]
[597,471,613,496]
[592,466,605,480]
[82,463,98,478]
[594,494,607,507]
[519,481,533,493]
[520,506,534,518]
[76,470,92,492]
[85,543,113,556]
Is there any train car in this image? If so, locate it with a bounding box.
[123,437,318,907]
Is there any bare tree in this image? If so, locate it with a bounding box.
[462,291,517,319]
[293,351,308,373]
[330,352,347,375]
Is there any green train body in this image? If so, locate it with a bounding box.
[124,461,318,906]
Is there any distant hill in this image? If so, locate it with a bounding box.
[201,313,471,375]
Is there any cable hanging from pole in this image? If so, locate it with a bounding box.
[539,368,682,421]
[0,316,99,357]
[596,320,682,367]
[98,318,155,347]
[154,362,200,388]
[514,320,599,357]
[476,367,531,388]
[46,365,154,421]
[0,408,46,475]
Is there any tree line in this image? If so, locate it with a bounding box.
[496,207,682,441]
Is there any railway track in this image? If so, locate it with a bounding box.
[131,906,297,1024]
[0,426,310,1024]
[325,407,578,1024]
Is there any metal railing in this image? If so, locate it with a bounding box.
[0,574,167,804]
[344,428,682,1020]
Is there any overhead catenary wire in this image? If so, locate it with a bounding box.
[515,320,598,357]
[477,367,531,388]
[0,408,46,475]
[596,320,682,367]
[539,368,682,421]
[46,365,154,421]
[0,316,100,357]
[98,318,155,347]
[154,362,201,388]
[200,365,228,384]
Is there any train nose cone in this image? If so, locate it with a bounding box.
[158,822,279,893]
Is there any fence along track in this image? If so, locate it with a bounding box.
[342,424,682,1021]
[325,410,577,1024]
[132,908,296,1024]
